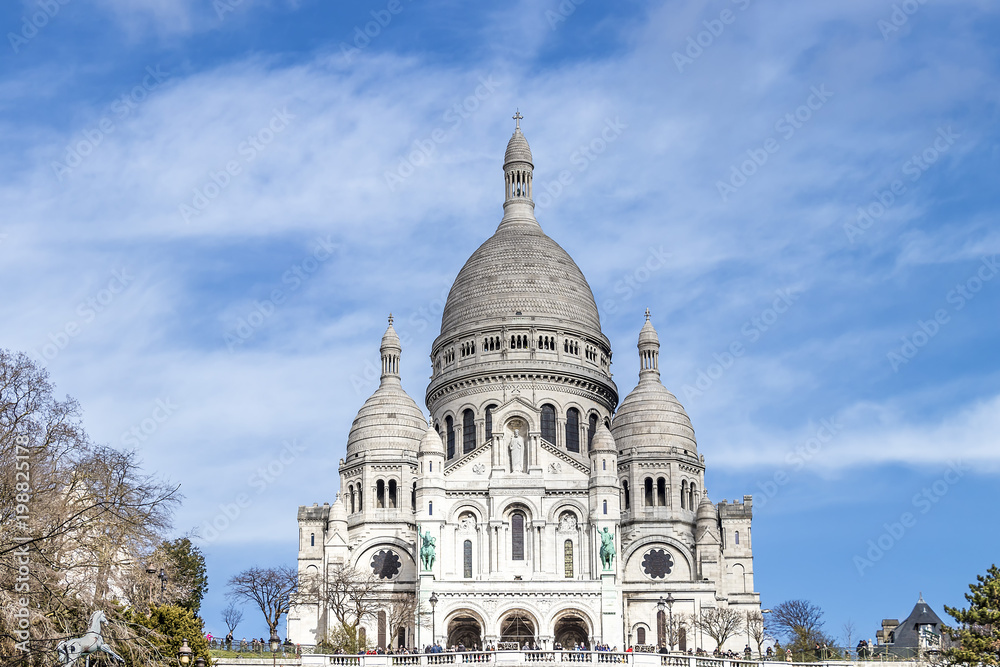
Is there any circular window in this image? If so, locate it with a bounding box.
[371,549,402,579]
[642,548,674,579]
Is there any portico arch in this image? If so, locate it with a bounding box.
[447,611,483,650]
[553,611,590,649]
[499,609,537,646]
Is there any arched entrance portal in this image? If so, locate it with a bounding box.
[554,614,589,650]
[447,615,482,650]
[500,611,536,646]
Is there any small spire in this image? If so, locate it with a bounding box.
[388,313,394,325]
[513,109,523,130]
[645,308,650,321]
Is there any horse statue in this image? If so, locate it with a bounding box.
[599,527,616,570]
[419,529,436,571]
[56,610,125,666]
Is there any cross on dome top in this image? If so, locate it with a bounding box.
[513,109,523,130]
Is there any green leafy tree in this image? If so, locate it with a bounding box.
[124,604,211,666]
[158,538,208,615]
[945,564,1000,665]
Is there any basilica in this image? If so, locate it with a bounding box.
[288,117,760,652]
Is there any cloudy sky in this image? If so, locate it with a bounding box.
[3,0,999,645]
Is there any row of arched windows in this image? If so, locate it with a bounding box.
[440,405,603,459]
[563,339,580,355]
[511,334,529,349]
[539,335,555,350]
[438,333,608,371]
[441,405,499,459]
[618,478,699,510]
[346,479,417,514]
[460,341,476,357]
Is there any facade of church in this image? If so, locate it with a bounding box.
[288,120,761,652]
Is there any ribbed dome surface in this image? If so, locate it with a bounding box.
[611,380,697,452]
[440,222,602,335]
[418,422,445,455]
[346,380,426,455]
[504,128,533,165]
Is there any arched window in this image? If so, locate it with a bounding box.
[689,484,697,510]
[486,404,497,441]
[463,409,476,454]
[602,459,607,471]
[564,540,574,578]
[681,480,688,509]
[735,531,740,545]
[603,499,608,515]
[657,477,666,506]
[359,627,366,646]
[511,513,525,560]
[566,408,580,453]
[587,413,598,451]
[541,404,556,444]
[644,477,654,506]
[378,610,387,650]
[464,540,473,579]
[358,487,363,511]
[446,416,455,460]
[622,480,631,509]
[657,610,666,648]
[376,479,385,508]
[428,501,433,515]
[310,533,315,547]
[388,479,397,508]
[636,627,646,645]
[349,485,356,513]
[411,481,416,510]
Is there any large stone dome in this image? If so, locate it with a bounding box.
[439,222,602,337]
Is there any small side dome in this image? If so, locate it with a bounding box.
[590,422,616,454]
[697,495,716,522]
[330,494,348,523]
[612,312,697,453]
[346,316,426,457]
[418,420,445,456]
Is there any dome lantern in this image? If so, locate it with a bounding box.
[638,308,661,382]
[502,110,536,224]
[380,314,402,382]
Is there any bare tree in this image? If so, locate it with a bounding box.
[227,565,297,642]
[222,601,244,636]
[319,564,383,650]
[770,600,827,649]
[842,619,857,652]
[695,607,744,652]
[385,593,420,650]
[747,610,771,657]
[0,349,181,664]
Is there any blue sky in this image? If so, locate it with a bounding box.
[2,0,999,647]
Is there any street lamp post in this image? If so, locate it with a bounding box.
[178,638,192,667]
[158,568,168,604]
[270,631,280,667]
[659,594,675,652]
[429,593,439,649]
